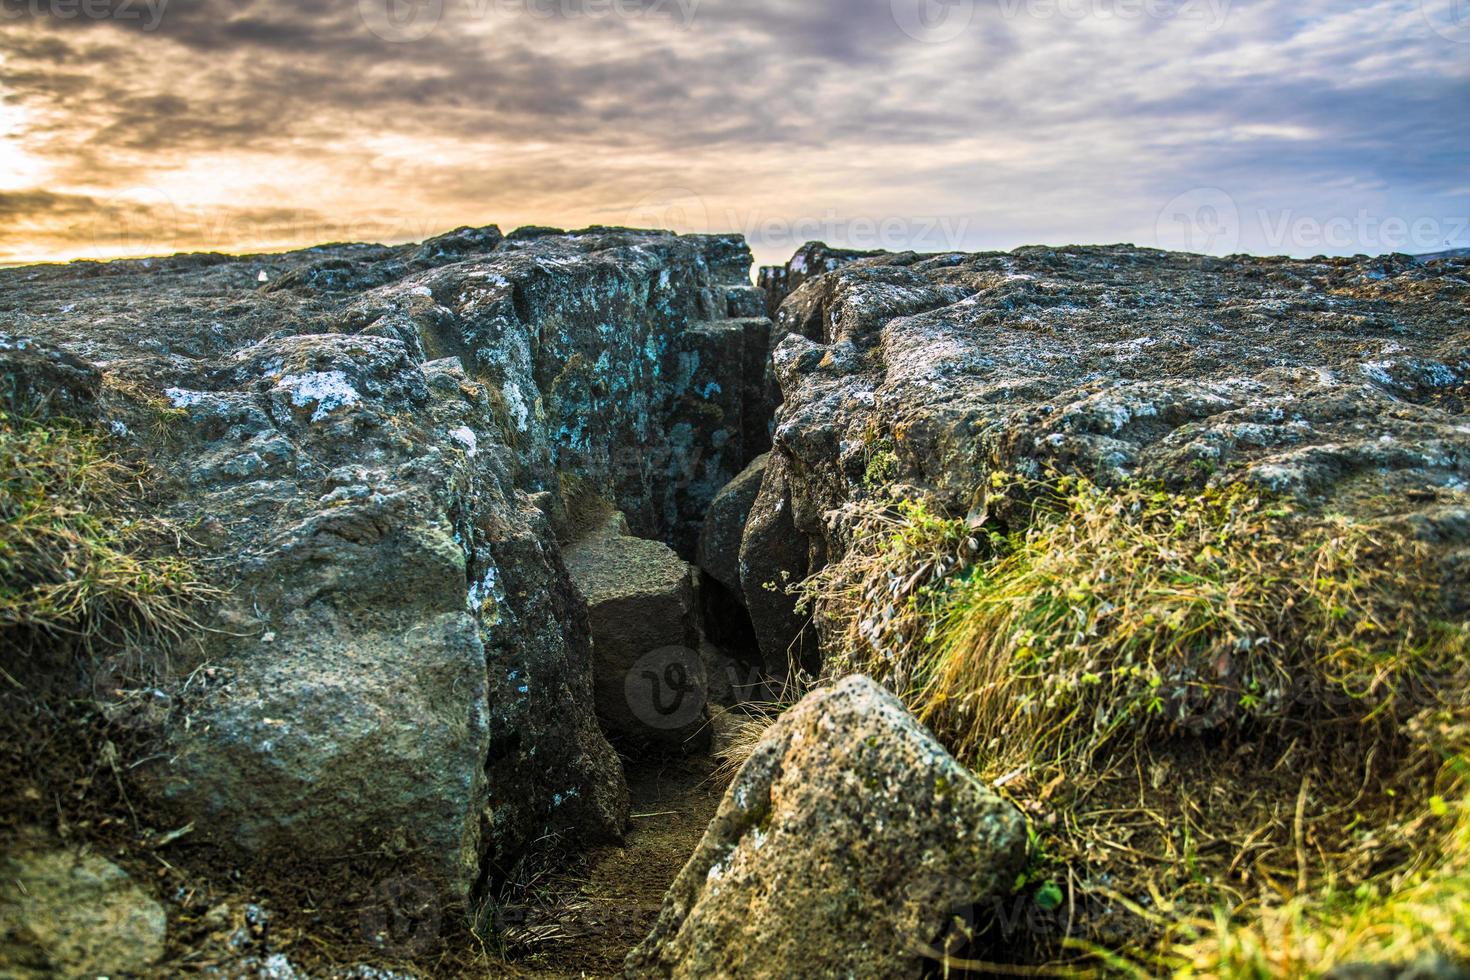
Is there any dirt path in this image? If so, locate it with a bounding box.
[496,750,726,978]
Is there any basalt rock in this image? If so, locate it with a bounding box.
[0,227,776,906]
[564,511,710,752]
[756,240,885,317]
[625,675,1026,980]
[741,244,1470,667]
[696,453,768,600]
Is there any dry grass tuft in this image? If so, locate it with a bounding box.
[1176,734,1470,977]
[801,472,1470,971]
[0,410,215,662]
[711,703,786,784]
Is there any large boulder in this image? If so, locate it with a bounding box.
[565,511,710,752]
[626,675,1027,979]
[0,836,168,979]
[742,245,1470,667]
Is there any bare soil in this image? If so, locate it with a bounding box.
[494,751,726,978]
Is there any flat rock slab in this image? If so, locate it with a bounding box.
[626,675,1027,979]
[565,521,710,752]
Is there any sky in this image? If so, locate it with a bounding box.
[1,0,1467,269]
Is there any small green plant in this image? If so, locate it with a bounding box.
[0,411,213,659]
[863,440,899,490]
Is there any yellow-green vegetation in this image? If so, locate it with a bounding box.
[803,471,1470,973]
[0,411,211,660]
[918,475,1458,772]
[1177,747,1470,977]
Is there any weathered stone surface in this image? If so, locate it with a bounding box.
[0,836,167,979]
[0,334,100,419]
[756,240,885,317]
[0,226,780,905]
[739,449,821,674]
[565,515,710,751]
[626,675,1026,979]
[743,245,1470,666]
[669,317,774,554]
[696,452,768,599]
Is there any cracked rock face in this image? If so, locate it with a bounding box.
[743,244,1470,666]
[625,675,1026,980]
[0,226,774,905]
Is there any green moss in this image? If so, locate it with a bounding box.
[863,441,899,490]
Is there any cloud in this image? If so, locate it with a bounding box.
[0,0,1466,265]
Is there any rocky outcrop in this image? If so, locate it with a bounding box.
[0,226,776,908]
[0,836,168,979]
[564,511,710,752]
[625,675,1026,979]
[741,245,1470,666]
[756,241,885,317]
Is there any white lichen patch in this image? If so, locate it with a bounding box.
[276,371,361,422]
[449,426,478,456]
[165,387,210,409]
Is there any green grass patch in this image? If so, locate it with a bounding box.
[0,411,212,663]
[816,473,1463,774]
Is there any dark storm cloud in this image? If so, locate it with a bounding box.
[1,0,1467,263]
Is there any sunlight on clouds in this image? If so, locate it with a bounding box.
[0,96,49,191]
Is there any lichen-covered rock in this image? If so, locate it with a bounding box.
[564,513,709,752]
[756,241,885,317]
[0,836,167,979]
[626,675,1026,979]
[0,334,100,419]
[0,226,776,907]
[742,245,1470,665]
